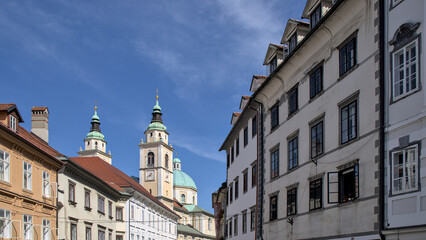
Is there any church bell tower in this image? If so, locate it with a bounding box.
[139,93,174,209]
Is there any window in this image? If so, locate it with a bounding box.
[227,153,230,168]
[98,229,105,240]
[0,209,11,238]
[244,127,248,147]
[270,195,277,220]
[23,215,32,240]
[193,196,195,204]
[271,148,279,179]
[339,36,357,75]
[23,161,32,190]
[98,196,105,214]
[235,179,239,200]
[43,219,50,240]
[328,163,359,203]
[108,201,113,218]
[269,56,278,74]
[208,218,212,230]
[288,136,298,170]
[229,219,232,238]
[233,216,238,236]
[309,179,322,210]
[71,223,77,240]
[130,205,134,219]
[310,66,323,99]
[271,104,279,130]
[231,147,234,163]
[9,115,16,131]
[236,138,240,156]
[85,189,91,209]
[69,182,75,203]
[116,207,123,221]
[311,121,324,158]
[250,209,255,231]
[252,163,257,187]
[181,194,186,203]
[289,33,297,52]
[243,171,248,193]
[341,100,357,144]
[392,39,418,99]
[288,86,298,115]
[310,5,321,29]
[392,146,418,194]
[116,236,123,240]
[229,183,233,203]
[0,149,10,182]
[242,211,247,233]
[147,152,155,167]
[165,154,169,169]
[42,171,50,197]
[86,227,92,240]
[252,115,257,137]
[287,188,297,216]
[109,231,112,240]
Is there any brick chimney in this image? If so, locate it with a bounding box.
[31,107,49,143]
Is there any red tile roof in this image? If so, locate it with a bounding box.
[71,157,179,217]
[270,43,283,49]
[0,103,24,122]
[0,104,15,111]
[173,198,188,212]
[253,75,267,79]
[31,106,48,111]
[232,112,241,117]
[17,125,63,158]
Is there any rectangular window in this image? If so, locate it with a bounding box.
[71,223,77,240]
[9,115,16,131]
[269,56,278,74]
[339,37,357,75]
[227,153,230,168]
[309,179,322,210]
[23,161,32,190]
[288,136,298,170]
[270,195,277,220]
[251,164,257,187]
[108,201,113,218]
[235,179,239,200]
[341,100,357,144]
[0,209,11,238]
[69,182,75,203]
[98,229,105,240]
[116,236,123,240]
[392,146,418,194]
[43,219,50,240]
[85,189,91,209]
[288,86,298,115]
[229,219,232,238]
[98,196,105,214]
[328,164,359,203]
[311,121,324,158]
[242,211,247,233]
[287,188,297,216]
[131,205,134,219]
[250,209,255,231]
[310,67,323,99]
[252,115,257,137]
[310,4,321,29]
[116,207,123,221]
[233,216,238,236]
[43,171,50,197]
[86,227,92,240]
[109,231,112,240]
[271,149,279,179]
[392,39,418,99]
[289,33,297,52]
[244,127,248,147]
[23,215,33,240]
[229,183,233,203]
[243,171,248,193]
[236,138,240,156]
[0,150,10,182]
[231,147,234,163]
[271,105,279,130]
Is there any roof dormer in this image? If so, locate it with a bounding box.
[281,19,310,53]
[231,112,241,125]
[250,75,267,93]
[301,0,333,29]
[263,43,286,75]
[239,96,251,110]
[0,104,24,132]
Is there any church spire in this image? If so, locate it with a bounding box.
[87,106,104,140]
[147,91,167,131]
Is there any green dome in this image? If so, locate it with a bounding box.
[92,110,100,122]
[173,170,197,190]
[153,100,162,112]
[173,158,181,163]
[87,131,104,140]
[147,122,167,131]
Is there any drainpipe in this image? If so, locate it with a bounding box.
[379,0,385,239]
[253,100,264,240]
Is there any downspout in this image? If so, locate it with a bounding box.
[254,99,264,240]
[379,0,385,239]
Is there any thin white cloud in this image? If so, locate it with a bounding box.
[170,134,225,163]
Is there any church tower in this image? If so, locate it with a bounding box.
[78,106,113,164]
[139,94,174,209]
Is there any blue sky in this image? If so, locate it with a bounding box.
[0,0,305,211]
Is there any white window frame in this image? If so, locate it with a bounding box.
[43,171,50,197]
[23,161,32,190]
[391,145,419,194]
[0,209,11,238]
[98,229,105,240]
[392,39,419,100]
[42,219,50,240]
[9,115,16,131]
[0,149,10,182]
[23,214,33,240]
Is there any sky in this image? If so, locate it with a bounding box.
[0,0,305,212]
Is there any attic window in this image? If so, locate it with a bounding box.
[310,5,321,29]
[289,33,297,52]
[9,115,16,132]
[269,56,278,74]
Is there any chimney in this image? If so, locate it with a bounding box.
[31,107,49,143]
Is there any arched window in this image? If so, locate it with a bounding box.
[192,196,195,204]
[147,152,155,167]
[208,218,212,230]
[181,194,186,203]
[165,154,169,169]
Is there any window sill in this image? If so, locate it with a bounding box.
[0,180,11,187]
[22,189,33,195]
[339,137,359,149]
[310,154,323,164]
[98,211,105,215]
[69,200,77,206]
[309,90,324,103]
[85,207,92,211]
[270,125,279,133]
[287,109,299,120]
[389,188,420,197]
[309,207,323,213]
[109,216,113,220]
[391,88,421,105]
[337,64,359,82]
[288,165,299,173]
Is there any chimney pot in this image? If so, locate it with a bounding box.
[31,107,49,143]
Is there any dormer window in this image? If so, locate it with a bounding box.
[310,5,321,29]
[289,33,297,52]
[9,115,16,132]
[269,56,278,74]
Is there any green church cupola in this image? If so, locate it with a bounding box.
[86,106,105,140]
[147,93,167,131]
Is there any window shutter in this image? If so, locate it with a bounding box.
[328,172,339,203]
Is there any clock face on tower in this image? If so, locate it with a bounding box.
[165,172,170,183]
[146,170,155,181]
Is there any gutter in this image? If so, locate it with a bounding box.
[253,100,264,240]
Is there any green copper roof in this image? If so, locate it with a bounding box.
[147,122,167,131]
[184,204,214,216]
[92,110,100,122]
[86,130,105,140]
[173,169,197,190]
[153,99,162,112]
[173,158,181,163]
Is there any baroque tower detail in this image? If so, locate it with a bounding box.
[78,106,113,164]
[139,94,174,209]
